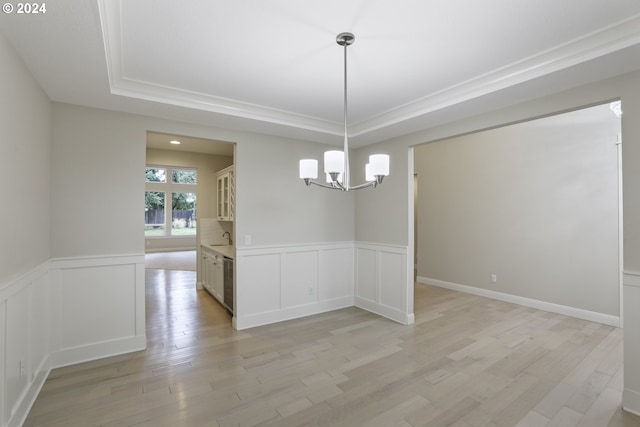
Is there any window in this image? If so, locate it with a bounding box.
[146,167,166,183]
[172,168,196,184]
[144,191,166,236]
[171,191,196,234]
[145,166,197,237]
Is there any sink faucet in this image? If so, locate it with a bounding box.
[222,232,232,245]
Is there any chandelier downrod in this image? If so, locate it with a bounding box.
[339,32,352,190]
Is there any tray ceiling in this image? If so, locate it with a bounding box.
[2,0,640,146]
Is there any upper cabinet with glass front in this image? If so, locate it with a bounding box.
[216,165,234,222]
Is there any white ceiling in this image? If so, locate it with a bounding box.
[146,131,234,156]
[1,0,640,148]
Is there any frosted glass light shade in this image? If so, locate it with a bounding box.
[365,163,374,182]
[369,154,389,176]
[324,151,344,174]
[299,159,318,179]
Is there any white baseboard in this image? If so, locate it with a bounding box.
[623,388,640,417]
[407,313,415,325]
[355,296,413,325]
[418,276,620,327]
[235,296,353,330]
[7,362,50,427]
[145,247,196,253]
[52,336,146,369]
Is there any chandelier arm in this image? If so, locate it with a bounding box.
[333,180,347,191]
[306,180,344,190]
[348,180,378,190]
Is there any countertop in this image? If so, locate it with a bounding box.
[201,244,235,259]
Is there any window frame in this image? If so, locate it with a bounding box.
[145,165,198,238]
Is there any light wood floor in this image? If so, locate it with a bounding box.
[24,270,640,426]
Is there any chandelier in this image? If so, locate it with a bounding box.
[299,32,390,191]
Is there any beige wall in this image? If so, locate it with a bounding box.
[235,134,355,247]
[0,33,51,283]
[51,104,147,258]
[50,102,355,258]
[355,70,640,266]
[415,104,620,316]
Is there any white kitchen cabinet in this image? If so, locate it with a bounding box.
[201,247,224,303]
[216,165,234,222]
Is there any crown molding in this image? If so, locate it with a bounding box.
[97,0,343,137]
[98,0,640,140]
[349,14,640,137]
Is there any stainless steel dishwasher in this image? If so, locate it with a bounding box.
[223,256,233,314]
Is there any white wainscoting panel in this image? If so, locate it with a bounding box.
[50,255,146,367]
[29,273,50,388]
[0,255,146,427]
[355,242,412,325]
[319,248,352,302]
[380,251,405,310]
[282,251,318,309]
[355,248,377,302]
[237,253,281,317]
[623,271,640,416]
[5,285,29,425]
[0,263,50,427]
[235,243,354,330]
[59,265,136,349]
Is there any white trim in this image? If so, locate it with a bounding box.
[617,135,624,327]
[0,261,49,302]
[235,241,414,329]
[52,336,146,369]
[624,271,640,288]
[406,147,415,325]
[50,253,145,269]
[623,388,640,417]
[2,254,148,427]
[353,241,407,252]
[352,15,640,137]
[97,0,342,137]
[234,296,353,330]
[354,296,412,325]
[236,241,354,257]
[235,242,355,330]
[419,276,620,327]
[98,0,640,141]
[7,364,50,427]
[49,254,147,358]
[145,246,197,253]
[354,242,411,325]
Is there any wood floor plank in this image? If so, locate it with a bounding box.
[22,272,640,426]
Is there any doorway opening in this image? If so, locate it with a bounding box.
[412,101,623,325]
[144,131,234,275]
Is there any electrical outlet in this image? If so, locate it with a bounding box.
[245,235,252,245]
[20,359,25,379]
[308,286,314,295]
[490,274,497,283]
